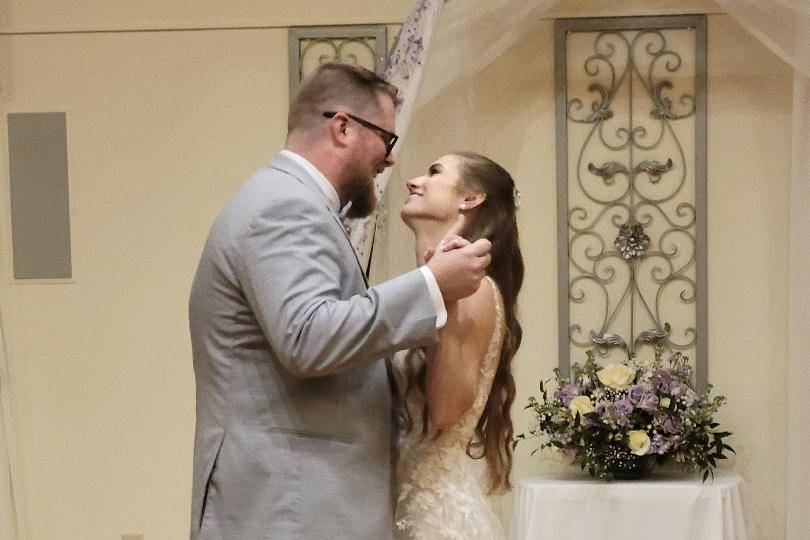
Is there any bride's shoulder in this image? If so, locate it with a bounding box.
[455,277,499,335]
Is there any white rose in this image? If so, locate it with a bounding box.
[596,362,635,390]
[569,395,594,418]
[627,430,651,456]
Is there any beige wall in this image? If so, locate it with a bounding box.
[0,3,409,540]
[0,1,794,539]
[1,28,290,540]
[0,0,414,32]
[380,7,792,540]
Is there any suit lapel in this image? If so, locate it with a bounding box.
[269,154,369,287]
[327,212,370,287]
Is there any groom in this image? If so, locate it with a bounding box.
[189,63,491,539]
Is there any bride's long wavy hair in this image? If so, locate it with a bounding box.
[398,152,524,493]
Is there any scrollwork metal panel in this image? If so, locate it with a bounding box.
[289,25,388,99]
[555,16,708,389]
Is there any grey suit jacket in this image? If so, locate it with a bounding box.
[188,153,439,539]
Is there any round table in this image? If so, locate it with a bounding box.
[509,471,748,540]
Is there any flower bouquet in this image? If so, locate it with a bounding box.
[515,345,734,480]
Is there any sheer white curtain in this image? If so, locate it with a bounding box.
[373,0,810,537]
[347,0,446,271]
[709,2,810,538]
[787,62,810,540]
[351,0,561,273]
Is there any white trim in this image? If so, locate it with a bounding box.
[0,19,407,36]
[786,72,810,540]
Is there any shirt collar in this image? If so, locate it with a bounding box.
[280,149,342,215]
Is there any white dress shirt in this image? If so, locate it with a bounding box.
[280,150,447,328]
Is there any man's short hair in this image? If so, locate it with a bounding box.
[288,63,399,135]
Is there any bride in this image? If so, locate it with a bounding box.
[393,152,524,539]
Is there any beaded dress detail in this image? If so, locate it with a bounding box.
[393,277,505,539]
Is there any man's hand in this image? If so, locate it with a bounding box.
[426,215,492,302]
[423,235,470,262]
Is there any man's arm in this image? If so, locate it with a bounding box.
[235,196,439,378]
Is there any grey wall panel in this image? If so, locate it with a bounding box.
[8,112,72,280]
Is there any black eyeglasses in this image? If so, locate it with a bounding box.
[323,111,398,157]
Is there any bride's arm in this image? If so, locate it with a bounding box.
[425,281,497,430]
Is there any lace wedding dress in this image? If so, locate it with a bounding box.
[393,276,506,540]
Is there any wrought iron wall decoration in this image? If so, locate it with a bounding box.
[555,16,708,389]
[289,25,388,100]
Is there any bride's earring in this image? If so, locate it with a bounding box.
[459,203,468,211]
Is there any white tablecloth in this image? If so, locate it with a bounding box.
[510,472,748,540]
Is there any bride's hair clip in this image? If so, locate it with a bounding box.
[513,186,521,210]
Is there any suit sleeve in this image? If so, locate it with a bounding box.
[234,195,439,378]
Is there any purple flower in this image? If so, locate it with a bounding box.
[660,415,683,435]
[627,384,647,405]
[683,390,697,408]
[615,413,631,427]
[595,401,610,420]
[650,432,672,455]
[615,399,634,416]
[638,391,660,412]
[554,383,579,406]
[670,383,687,397]
[650,369,672,394]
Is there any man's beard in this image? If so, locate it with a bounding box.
[344,171,378,219]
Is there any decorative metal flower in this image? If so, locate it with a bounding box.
[615,223,650,260]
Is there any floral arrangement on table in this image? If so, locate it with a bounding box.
[515,345,734,480]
